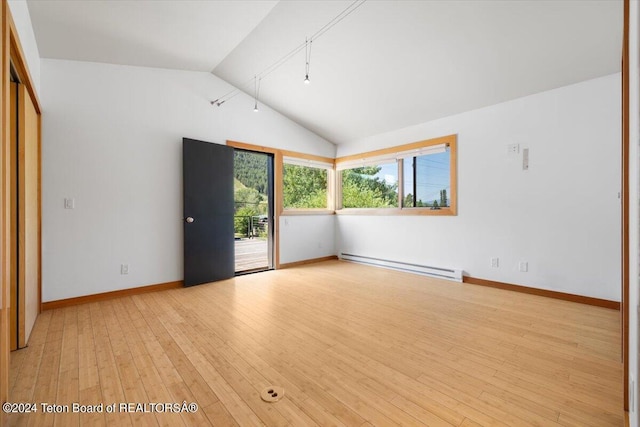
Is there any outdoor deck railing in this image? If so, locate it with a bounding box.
[234,215,268,238]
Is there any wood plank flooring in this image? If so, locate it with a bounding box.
[7,261,623,426]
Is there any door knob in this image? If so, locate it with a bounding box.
[186,217,194,223]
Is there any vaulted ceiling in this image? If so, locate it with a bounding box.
[27,0,623,145]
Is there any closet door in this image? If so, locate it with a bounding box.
[17,83,39,347]
[9,82,17,350]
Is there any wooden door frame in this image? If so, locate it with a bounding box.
[622,0,630,413]
[0,0,41,413]
[231,147,276,273]
[227,140,283,269]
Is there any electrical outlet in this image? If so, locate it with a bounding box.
[519,261,528,272]
[64,198,75,209]
[491,258,499,268]
[120,264,129,275]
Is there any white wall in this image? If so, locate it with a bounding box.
[336,74,621,301]
[38,63,624,302]
[41,59,335,301]
[8,0,40,95]
[279,215,335,264]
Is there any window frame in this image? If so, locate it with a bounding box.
[335,134,457,216]
[282,155,335,214]
[228,134,457,219]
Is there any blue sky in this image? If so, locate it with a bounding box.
[371,152,451,204]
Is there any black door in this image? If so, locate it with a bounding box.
[183,138,234,286]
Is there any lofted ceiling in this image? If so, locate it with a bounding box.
[27,0,622,145]
[26,0,278,71]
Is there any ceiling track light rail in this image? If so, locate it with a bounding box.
[304,37,312,84]
[210,0,366,110]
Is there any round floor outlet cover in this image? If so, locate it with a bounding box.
[260,386,285,402]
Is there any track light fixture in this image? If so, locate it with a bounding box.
[253,75,261,112]
[210,0,366,111]
[304,38,312,84]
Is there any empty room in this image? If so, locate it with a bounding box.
[1,0,639,426]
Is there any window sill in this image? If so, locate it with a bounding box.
[280,209,335,216]
[335,207,456,216]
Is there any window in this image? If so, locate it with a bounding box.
[341,162,398,208]
[402,149,450,209]
[335,134,457,215]
[282,156,333,210]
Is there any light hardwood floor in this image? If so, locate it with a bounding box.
[8,261,623,426]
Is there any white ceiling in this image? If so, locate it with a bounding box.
[27,0,622,145]
[27,0,278,71]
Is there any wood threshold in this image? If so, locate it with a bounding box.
[41,280,183,311]
[279,255,338,269]
[464,276,620,310]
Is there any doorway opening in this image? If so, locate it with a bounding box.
[233,149,274,274]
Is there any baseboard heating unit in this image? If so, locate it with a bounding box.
[340,253,463,282]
